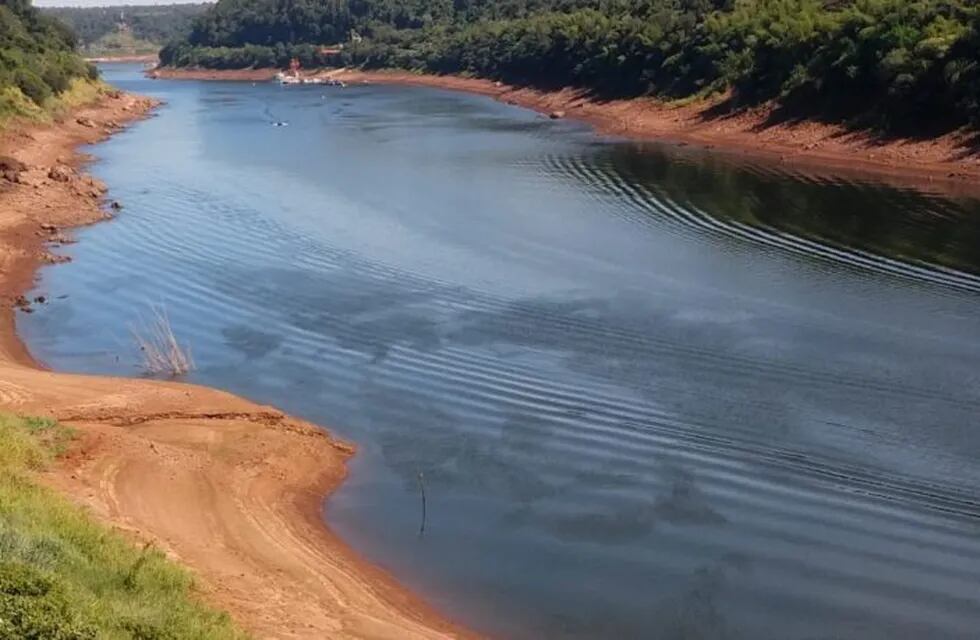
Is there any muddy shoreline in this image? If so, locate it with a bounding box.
[152,65,980,195]
[0,91,471,639]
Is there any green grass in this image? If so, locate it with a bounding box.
[0,414,247,640]
[0,78,108,127]
[49,78,109,111]
[0,86,47,125]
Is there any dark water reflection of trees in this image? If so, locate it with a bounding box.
[597,144,980,277]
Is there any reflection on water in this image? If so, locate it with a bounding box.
[586,144,980,283]
[20,64,980,639]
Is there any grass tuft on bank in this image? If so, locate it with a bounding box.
[0,413,246,640]
[0,78,111,127]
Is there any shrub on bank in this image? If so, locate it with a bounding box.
[0,86,44,123]
[11,69,51,105]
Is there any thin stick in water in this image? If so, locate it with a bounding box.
[417,471,427,536]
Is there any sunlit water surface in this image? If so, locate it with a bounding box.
[20,64,980,639]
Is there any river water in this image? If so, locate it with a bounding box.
[20,64,980,639]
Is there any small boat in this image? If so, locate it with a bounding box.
[275,60,345,88]
[276,72,343,87]
[276,71,301,85]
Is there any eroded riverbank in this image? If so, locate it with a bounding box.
[0,89,471,639]
[151,66,980,194]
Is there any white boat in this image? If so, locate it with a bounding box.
[275,70,345,87]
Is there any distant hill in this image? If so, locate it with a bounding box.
[159,0,980,133]
[42,3,210,58]
[0,0,97,121]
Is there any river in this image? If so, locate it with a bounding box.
[20,64,980,639]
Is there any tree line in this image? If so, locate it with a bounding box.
[160,0,980,131]
[0,0,95,117]
[41,4,210,54]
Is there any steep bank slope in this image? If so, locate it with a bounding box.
[0,92,471,640]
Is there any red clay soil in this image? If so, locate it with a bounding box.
[155,66,980,194]
[0,92,474,639]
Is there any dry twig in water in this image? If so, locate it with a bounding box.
[131,305,193,376]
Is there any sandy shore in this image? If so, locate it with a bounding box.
[0,92,471,639]
[152,66,980,194]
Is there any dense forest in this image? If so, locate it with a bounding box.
[0,0,95,119]
[42,3,210,56]
[160,0,980,131]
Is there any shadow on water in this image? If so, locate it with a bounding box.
[560,142,980,279]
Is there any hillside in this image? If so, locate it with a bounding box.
[42,3,210,58]
[0,0,97,121]
[160,0,980,134]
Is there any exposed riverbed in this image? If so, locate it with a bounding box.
[20,64,980,640]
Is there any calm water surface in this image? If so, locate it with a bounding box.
[21,64,980,639]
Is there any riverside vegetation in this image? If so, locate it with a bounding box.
[159,0,980,133]
[0,414,244,639]
[0,0,100,122]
